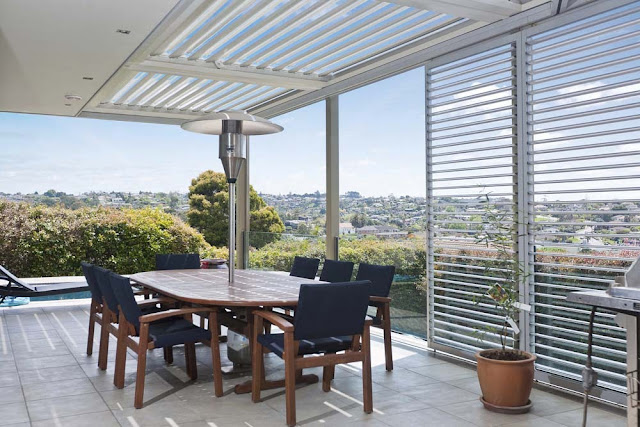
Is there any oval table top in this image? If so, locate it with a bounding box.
[130,269,321,307]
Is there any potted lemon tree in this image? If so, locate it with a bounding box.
[474,197,535,414]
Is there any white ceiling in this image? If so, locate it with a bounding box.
[0,0,178,117]
[0,0,573,123]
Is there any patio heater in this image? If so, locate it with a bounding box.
[181,110,283,282]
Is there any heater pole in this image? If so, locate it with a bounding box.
[229,182,235,283]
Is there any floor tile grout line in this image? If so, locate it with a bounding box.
[5,309,34,425]
[25,306,120,425]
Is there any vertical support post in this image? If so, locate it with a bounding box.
[236,137,250,269]
[516,33,533,352]
[229,182,235,282]
[326,96,340,260]
[425,65,434,344]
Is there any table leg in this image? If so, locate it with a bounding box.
[210,310,223,398]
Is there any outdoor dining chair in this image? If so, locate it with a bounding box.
[356,263,396,371]
[108,271,219,408]
[81,262,104,357]
[155,253,201,270]
[251,281,373,427]
[289,256,320,279]
[92,265,174,371]
[319,259,355,282]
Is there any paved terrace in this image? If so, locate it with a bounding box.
[0,301,626,427]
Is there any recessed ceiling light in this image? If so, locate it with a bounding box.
[64,94,83,101]
[82,77,94,80]
[116,29,131,35]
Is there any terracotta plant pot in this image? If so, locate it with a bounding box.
[475,349,536,412]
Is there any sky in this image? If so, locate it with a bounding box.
[1,3,637,201]
[0,68,426,197]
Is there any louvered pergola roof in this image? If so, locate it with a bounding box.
[0,0,574,123]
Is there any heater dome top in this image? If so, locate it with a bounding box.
[180,110,283,136]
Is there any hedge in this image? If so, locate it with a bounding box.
[0,201,211,277]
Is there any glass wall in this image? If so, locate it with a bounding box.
[338,68,427,337]
[248,102,326,270]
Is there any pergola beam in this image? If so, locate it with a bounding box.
[384,0,523,22]
[131,58,328,91]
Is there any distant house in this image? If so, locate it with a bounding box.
[356,225,407,238]
[612,215,626,223]
[356,225,380,235]
[339,222,355,235]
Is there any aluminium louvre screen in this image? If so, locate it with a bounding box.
[427,43,519,353]
[527,2,640,391]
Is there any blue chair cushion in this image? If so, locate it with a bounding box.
[156,254,201,270]
[149,318,210,348]
[290,256,320,280]
[257,333,353,358]
[319,259,354,283]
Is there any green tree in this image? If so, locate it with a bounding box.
[187,170,284,246]
[350,213,368,228]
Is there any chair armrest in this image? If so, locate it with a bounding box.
[253,310,294,332]
[139,307,216,324]
[369,296,391,304]
[136,297,175,307]
[133,288,153,296]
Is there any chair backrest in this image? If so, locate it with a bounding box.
[294,281,371,341]
[109,271,142,333]
[93,266,119,315]
[155,253,201,270]
[80,262,103,303]
[0,265,36,291]
[289,256,320,280]
[319,259,354,283]
[355,263,396,298]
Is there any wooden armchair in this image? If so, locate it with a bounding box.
[251,281,373,427]
[81,263,152,355]
[108,271,222,408]
[355,263,396,371]
[90,265,175,371]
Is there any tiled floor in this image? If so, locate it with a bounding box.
[0,301,627,427]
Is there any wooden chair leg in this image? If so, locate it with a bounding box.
[209,311,223,397]
[252,315,264,403]
[284,332,297,427]
[163,346,173,364]
[87,303,96,356]
[322,364,334,392]
[263,307,272,334]
[97,316,110,370]
[184,344,192,378]
[185,343,197,380]
[362,326,373,414]
[383,303,393,371]
[114,313,128,389]
[134,324,149,409]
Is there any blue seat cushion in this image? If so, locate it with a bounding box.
[257,333,353,358]
[149,318,210,348]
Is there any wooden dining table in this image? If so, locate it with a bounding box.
[129,268,324,396]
